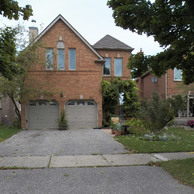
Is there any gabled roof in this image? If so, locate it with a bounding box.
[31,14,104,61]
[93,35,134,51]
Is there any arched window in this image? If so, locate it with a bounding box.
[57,41,65,70]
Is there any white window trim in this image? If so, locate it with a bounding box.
[57,48,65,70]
[69,48,76,70]
[103,57,111,76]
[46,48,54,70]
[114,58,123,77]
[174,68,182,81]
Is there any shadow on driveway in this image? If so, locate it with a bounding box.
[0,129,127,157]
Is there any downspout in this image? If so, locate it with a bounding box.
[165,73,168,99]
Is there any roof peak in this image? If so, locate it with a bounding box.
[93,34,134,51]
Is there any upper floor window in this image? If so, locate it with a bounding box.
[103,58,111,76]
[46,48,54,70]
[114,58,123,76]
[69,48,76,70]
[174,68,182,81]
[57,49,65,70]
[57,41,65,70]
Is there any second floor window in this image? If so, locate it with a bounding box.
[57,49,65,70]
[69,48,76,70]
[57,41,65,70]
[114,58,123,76]
[46,48,54,70]
[174,68,182,81]
[103,58,111,75]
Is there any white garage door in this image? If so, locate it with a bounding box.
[26,100,59,129]
[66,100,97,129]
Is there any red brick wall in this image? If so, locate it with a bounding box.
[21,19,103,129]
[96,50,131,80]
[136,73,166,99]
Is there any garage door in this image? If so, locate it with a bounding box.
[66,100,97,129]
[26,100,59,129]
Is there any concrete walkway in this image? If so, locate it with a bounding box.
[0,152,194,169]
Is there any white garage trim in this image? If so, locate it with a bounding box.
[26,100,59,130]
[65,100,98,129]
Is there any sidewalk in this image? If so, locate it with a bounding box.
[0,152,194,169]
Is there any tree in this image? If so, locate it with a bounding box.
[0,27,22,80]
[107,0,194,84]
[0,0,33,20]
[0,26,54,126]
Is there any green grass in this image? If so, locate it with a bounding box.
[115,127,194,153]
[158,158,194,188]
[0,125,21,142]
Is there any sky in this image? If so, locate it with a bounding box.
[0,0,164,55]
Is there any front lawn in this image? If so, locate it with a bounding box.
[115,127,194,153]
[158,158,194,188]
[0,125,21,142]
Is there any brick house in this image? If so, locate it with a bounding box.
[136,69,194,120]
[21,15,133,129]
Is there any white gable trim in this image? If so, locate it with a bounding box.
[31,14,103,60]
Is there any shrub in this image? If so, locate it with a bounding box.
[138,91,174,132]
[143,133,181,142]
[125,118,146,135]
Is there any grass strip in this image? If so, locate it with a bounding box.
[115,127,194,153]
[159,158,194,188]
[0,125,21,142]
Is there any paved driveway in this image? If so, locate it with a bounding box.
[0,129,127,157]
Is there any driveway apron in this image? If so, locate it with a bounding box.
[0,129,127,157]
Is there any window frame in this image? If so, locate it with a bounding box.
[69,48,76,70]
[103,57,111,76]
[114,58,123,76]
[174,68,182,81]
[57,48,65,70]
[46,48,54,70]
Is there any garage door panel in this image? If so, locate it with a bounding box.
[66,100,97,129]
[26,101,59,130]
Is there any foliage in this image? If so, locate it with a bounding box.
[110,122,122,131]
[159,158,194,187]
[58,110,69,130]
[167,94,186,116]
[0,27,21,80]
[0,0,33,20]
[107,0,194,84]
[115,127,194,153]
[143,133,180,142]
[0,26,55,126]
[128,52,150,79]
[0,124,21,142]
[101,78,139,126]
[125,118,146,136]
[138,91,174,132]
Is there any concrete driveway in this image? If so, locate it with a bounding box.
[0,129,127,157]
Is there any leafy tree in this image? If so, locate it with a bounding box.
[0,27,22,80]
[0,26,54,126]
[128,52,150,79]
[107,0,194,84]
[0,0,33,20]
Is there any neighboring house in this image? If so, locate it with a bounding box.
[21,15,133,130]
[0,97,17,126]
[136,69,194,121]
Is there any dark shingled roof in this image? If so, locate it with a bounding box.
[93,34,134,51]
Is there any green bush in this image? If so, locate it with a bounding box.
[125,118,146,135]
[138,91,174,132]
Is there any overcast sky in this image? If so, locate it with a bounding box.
[0,0,164,55]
